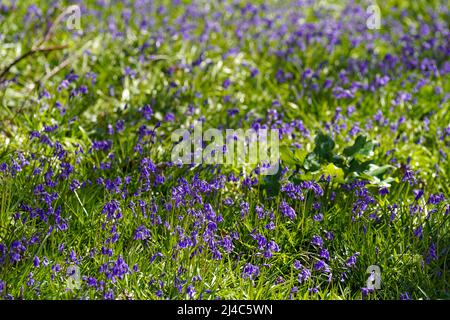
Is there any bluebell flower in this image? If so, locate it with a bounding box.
[298,268,311,283]
[187,285,196,299]
[280,201,296,220]
[314,260,329,272]
[27,272,35,286]
[242,263,260,280]
[400,292,411,300]
[346,252,360,268]
[289,286,298,300]
[320,248,330,261]
[313,213,323,222]
[104,290,114,300]
[361,287,374,298]
[102,200,122,220]
[413,189,424,201]
[150,252,164,264]
[311,235,323,248]
[426,243,438,263]
[379,187,389,196]
[308,287,319,294]
[33,256,40,268]
[92,140,112,152]
[413,226,423,239]
[134,225,151,241]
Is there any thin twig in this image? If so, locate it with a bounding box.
[32,4,69,50]
[39,39,93,86]
[0,44,68,80]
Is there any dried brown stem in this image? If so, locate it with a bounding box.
[0,44,68,80]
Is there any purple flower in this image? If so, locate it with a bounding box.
[346,252,360,268]
[164,112,175,122]
[267,240,280,254]
[254,233,267,250]
[104,290,114,300]
[102,256,130,282]
[242,263,260,280]
[379,187,389,196]
[308,287,319,294]
[289,286,298,300]
[313,213,323,222]
[255,205,265,219]
[115,119,124,132]
[361,287,374,298]
[186,285,196,299]
[102,200,122,220]
[92,140,112,152]
[221,236,233,253]
[313,260,329,272]
[69,250,78,264]
[293,260,302,270]
[10,240,26,263]
[250,67,259,77]
[140,104,153,120]
[402,169,417,186]
[280,201,296,220]
[275,277,285,285]
[298,268,311,283]
[240,201,249,218]
[427,243,438,263]
[134,225,151,241]
[85,276,98,289]
[27,272,35,286]
[413,226,423,239]
[427,193,445,205]
[325,231,335,241]
[265,221,275,230]
[69,179,80,191]
[311,235,323,248]
[330,191,336,201]
[400,292,411,300]
[150,252,163,264]
[222,78,231,89]
[33,256,40,268]
[320,249,330,261]
[222,198,234,207]
[413,189,424,201]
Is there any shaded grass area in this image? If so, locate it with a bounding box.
[0,0,449,299]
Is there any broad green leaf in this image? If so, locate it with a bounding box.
[364,164,393,177]
[279,145,299,166]
[343,135,374,158]
[313,132,335,160]
[321,163,345,183]
[303,152,321,171]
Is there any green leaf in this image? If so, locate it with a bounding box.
[321,163,345,183]
[364,164,393,177]
[346,159,373,175]
[279,145,300,166]
[294,148,308,163]
[262,166,282,197]
[313,132,335,160]
[303,152,321,171]
[343,135,374,158]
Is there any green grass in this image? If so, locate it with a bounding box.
[0,0,449,300]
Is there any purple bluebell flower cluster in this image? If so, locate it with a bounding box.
[0,0,447,301]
